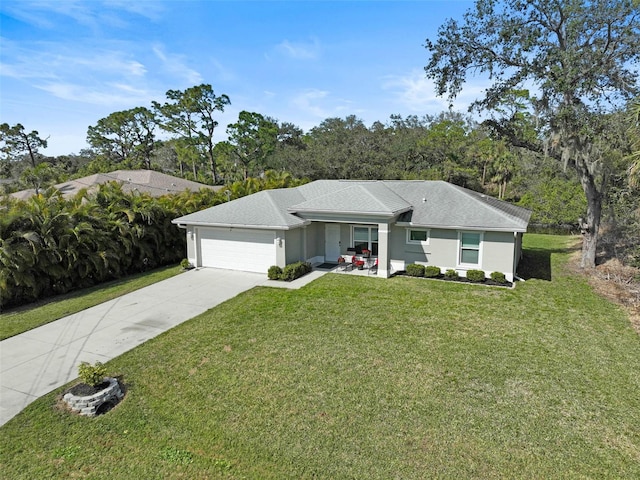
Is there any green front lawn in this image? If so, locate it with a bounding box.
[0,264,182,340]
[1,235,639,478]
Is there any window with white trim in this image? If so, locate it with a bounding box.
[459,232,482,265]
[352,226,378,255]
[406,228,429,245]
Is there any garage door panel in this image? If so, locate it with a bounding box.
[198,228,276,273]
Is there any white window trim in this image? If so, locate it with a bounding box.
[406,228,430,245]
[457,231,483,268]
[351,225,378,252]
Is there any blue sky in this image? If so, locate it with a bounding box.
[0,0,483,156]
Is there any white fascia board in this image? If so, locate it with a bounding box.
[170,220,309,231]
[395,221,527,233]
[288,207,411,217]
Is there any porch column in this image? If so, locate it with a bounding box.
[378,222,390,278]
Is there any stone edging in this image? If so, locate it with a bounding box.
[63,377,124,417]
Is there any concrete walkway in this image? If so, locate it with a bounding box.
[0,268,326,426]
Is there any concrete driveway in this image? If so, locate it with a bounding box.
[1,268,324,426]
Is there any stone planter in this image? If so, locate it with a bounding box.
[63,377,123,417]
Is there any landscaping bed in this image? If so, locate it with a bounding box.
[395,270,514,287]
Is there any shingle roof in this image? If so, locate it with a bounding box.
[173,180,531,232]
[174,188,309,229]
[289,182,411,216]
[390,181,531,231]
[11,170,219,199]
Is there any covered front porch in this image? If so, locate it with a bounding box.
[302,221,392,278]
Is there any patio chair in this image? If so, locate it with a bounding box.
[352,255,365,270]
[337,256,352,271]
[368,258,379,275]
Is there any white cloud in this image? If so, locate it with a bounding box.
[275,38,321,60]
[152,45,203,86]
[382,69,451,112]
[208,58,236,83]
[102,0,165,21]
[37,82,152,106]
[290,89,353,120]
[382,69,497,116]
[2,0,164,30]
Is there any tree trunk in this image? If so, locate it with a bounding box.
[207,142,218,184]
[578,170,602,269]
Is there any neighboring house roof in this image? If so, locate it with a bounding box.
[174,180,532,232]
[10,170,219,200]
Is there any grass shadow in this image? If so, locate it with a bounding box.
[518,241,580,281]
[517,234,582,281]
[518,249,553,280]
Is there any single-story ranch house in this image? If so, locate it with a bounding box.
[172,180,532,281]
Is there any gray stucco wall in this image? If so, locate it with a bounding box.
[284,228,303,264]
[389,226,517,279]
[481,231,515,274]
[389,226,458,268]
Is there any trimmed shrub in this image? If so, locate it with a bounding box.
[267,265,283,280]
[424,266,441,278]
[490,271,507,284]
[406,264,425,277]
[444,269,459,280]
[466,269,486,282]
[78,361,107,387]
[280,261,312,281]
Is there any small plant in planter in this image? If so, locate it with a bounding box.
[70,361,110,397]
[78,361,107,388]
[63,361,124,417]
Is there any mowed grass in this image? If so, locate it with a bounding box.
[0,264,182,340]
[1,235,639,479]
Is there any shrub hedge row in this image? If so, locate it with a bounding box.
[268,261,312,281]
[404,264,509,285]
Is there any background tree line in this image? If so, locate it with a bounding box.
[1,0,639,304]
[0,172,304,309]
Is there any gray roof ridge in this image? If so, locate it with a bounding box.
[361,182,413,211]
[263,189,294,225]
[446,182,531,225]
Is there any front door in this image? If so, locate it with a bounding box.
[324,224,341,263]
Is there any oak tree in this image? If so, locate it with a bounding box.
[425,0,640,267]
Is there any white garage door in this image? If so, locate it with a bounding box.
[198,228,277,273]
